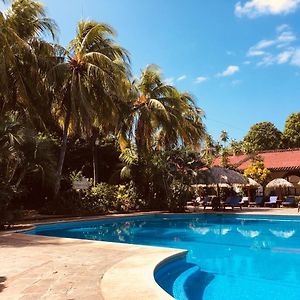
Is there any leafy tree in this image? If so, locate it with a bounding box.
[282,112,300,148]
[0,111,56,226]
[229,139,243,155]
[244,158,270,187]
[243,122,282,151]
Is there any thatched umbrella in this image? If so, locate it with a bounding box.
[266,178,294,189]
[195,167,248,197]
[197,167,248,185]
[192,183,231,188]
[266,178,294,200]
[246,178,262,188]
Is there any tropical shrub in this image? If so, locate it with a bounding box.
[115,182,145,212]
[54,181,144,215]
[168,180,191,212]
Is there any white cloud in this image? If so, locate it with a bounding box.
[246,25,299,66]
[243,60,251,65]
[247,39,276,57]
[177,75,187,81]
[164,77,174,85]
[277,31,296,43]
[217,65,240,77]
[257,54,275,66]
[235,0,300,18]
[247,49,266,57]
[276,24,290,32]
[291,48,300,66]
[195,76,208,84]
[256,39,276,49]
[247,34,294,57]
[277,49,294,63]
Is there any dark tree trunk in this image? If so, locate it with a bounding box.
[92,131,99,186]
[53,109,71,200]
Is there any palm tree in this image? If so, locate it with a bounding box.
[132,65,205,157]
[220,130,229,144]
[119,65,205,207]
[0,0,59,131]
[50,20,130,198]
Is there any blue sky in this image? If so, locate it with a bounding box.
[2,0,300,141]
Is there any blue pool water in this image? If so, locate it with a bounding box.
[25,214,300,300]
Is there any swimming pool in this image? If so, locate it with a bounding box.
[25,214,300,300]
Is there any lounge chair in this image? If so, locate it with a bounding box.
[240,196,249,207]
[264,196,278,207]
[202,196,212,210]
[282,196,296,207]
[223,196,242,210]
[249,196,263,207]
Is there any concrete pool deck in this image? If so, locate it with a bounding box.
[0,208,299,300]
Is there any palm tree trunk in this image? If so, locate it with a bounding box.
[53,109,71,200]
[15,168,27,188]
[92,134,98,186]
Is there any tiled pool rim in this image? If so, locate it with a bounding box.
[1,209,300,299]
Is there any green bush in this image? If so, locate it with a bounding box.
[115,182,145,212]
[168,180,191,212]
[53,181,144,215]
[0,184,23,229]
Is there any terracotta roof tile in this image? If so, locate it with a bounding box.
[213,149,300,171]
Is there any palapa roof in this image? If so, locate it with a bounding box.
[266,178,294,189]
[197,166,248,185]
[213,149,300,172]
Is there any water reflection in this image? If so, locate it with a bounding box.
[269,229,296,239]
[189,224,232,236]
[237,228,260,238]
[190,227,210,235]
[212,227,231,236]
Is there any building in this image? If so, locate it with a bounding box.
[213,149,300,195]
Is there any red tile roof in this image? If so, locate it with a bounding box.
[213,149,300,171]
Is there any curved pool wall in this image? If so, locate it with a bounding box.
[25,214,300,300]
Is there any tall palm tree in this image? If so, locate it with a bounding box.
[132,65,205,157]
[0,0,59,131]
[118,65,205,206]
[50,20,130,198]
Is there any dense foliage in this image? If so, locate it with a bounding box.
[243,122,282,152]
[283,112,300,149]
[0,0,206,227]
[244,158,271,186]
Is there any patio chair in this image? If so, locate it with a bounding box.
[282,196,296,207]
[240,196,249,207]
[264,196,278,207]
[249,196,263,207]
[202,196,212,210]
[223,196,242,210]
